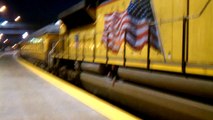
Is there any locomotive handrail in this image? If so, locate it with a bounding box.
[187,0,212,19]
[50,37,61,53]
[156,0,212,24]
[47,36,61,67]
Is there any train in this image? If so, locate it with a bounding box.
[20,24,59,68]
[20,0,213,119]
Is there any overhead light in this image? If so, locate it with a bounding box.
[15,16,21,22]
[0,33,3,39]
[3,39,8,44]
[0,5,6,12]
[22,32,28,39]
[1,21,8,26]
[12,44,18,49]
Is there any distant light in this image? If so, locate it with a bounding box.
[1,21,8,26]
[12,44,18,49]
[55,20,62,26]
[0,5,6,12]
[3,39,8,44]
[15,16,21,22]
[0,33,3,39]
[22,32,28,39]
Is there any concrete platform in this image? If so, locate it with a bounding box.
[0,51,139,120]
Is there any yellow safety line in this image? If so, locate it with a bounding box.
[17,57,141,120]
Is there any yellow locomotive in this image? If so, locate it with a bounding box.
[20,0,213,119]
[20,24,59,67]
[55,0,213,76]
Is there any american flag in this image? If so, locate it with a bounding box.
[102,0,161,53]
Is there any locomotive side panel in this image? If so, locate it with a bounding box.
[67,32,76,60]
[96,0,149,66]
[68,25,95,62]
[56,0,213,77]
[187,0,213,76]
[96,0,187,71]
[62,34,69,59]
[95,3,114,64]
[149,0,186,72]
[21,34,59,63]
[105,1,128,66]
[21,37,45,61]
[83,27,95,62]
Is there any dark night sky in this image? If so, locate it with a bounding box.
[0,0,80,45]
[4,0,108,26]
[4,0,80,25]
[0,0,107,45]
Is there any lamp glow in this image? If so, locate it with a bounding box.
[0,5,6,12]
[15,16,21,22]
[0,33,3,39]
[1,21,8,26]
[3,39,8,44]
[12,44,18,49]
[22,32,28,39]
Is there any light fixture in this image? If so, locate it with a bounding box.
[0,33,3,39]
[1,21,8,26]
[0,5,6,12]
[3,39,8,44]
[15,16,21,22]
[12,44,18,49]
[22,32,28,39]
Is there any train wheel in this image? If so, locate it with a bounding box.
[58,66,67,79]
[67,70,81,86]
[106,65,119,86]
